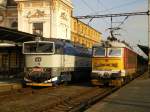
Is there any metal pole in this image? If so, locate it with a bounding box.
[110,16,113,38]
[148,0,150,74]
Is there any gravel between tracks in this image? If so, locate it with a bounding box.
[0,83,115,112]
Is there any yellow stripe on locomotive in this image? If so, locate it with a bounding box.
[92,57,124,71]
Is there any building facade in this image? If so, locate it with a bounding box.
[71,17,101,48]
[0,0,102,48]
[15,0,73,40]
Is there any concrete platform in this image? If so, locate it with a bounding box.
[85,72,150,112]
[0,79,22,92]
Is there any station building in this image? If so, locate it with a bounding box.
[0,0,17,29]
[0,0,102,77]
[0,0,19,77]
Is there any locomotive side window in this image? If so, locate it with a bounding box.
[55,44,63,54]
[64,43,78,56]
[108,48,122,57]
[64,46,77,55]
[23,42,54,54]
[93,47,106,57]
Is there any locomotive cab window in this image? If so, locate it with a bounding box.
[108,48,122,57]
[38,43,54,53]
[23,42,55,54]
[93,47,106,57]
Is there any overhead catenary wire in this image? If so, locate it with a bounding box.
[76,11,149,19]
[96,0,110,24]
[97,0,108,11]
[79,0,142,26]
[95,0,143,14]
[81,0,96,12]
[81,0,97,25]
[88,0,110,25]
[117,16,129,27]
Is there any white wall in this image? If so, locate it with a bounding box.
[16,0,73,40]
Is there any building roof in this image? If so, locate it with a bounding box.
[0,26,36,42]
[138,44,149,56]
[71,16,102,34]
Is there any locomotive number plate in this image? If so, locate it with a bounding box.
[33,68,43,72]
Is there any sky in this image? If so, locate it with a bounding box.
[72,0,148,47]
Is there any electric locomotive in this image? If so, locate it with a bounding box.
[23,38,91,86]
[91,40,144,86]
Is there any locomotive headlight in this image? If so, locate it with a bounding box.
[120,70,126,76]
[44,79,52,83]
[24,77,32,82]
[52,77,58,82]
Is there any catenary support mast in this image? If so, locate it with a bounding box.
[148,0,150,74]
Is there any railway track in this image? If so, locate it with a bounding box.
[0,83,117,112]
[0,87,33,98]
[37,87,117,112]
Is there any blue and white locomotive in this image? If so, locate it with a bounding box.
[23,38,91,86]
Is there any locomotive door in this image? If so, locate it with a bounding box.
[57,44,64,72]
[61,52,65,71]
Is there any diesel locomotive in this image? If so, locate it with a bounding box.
[91,40,148,86]
[23,38,91,86]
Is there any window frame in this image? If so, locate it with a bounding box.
[107,47,123,57]
[23,41,55,55]
[92,47,106,57]
[32,22,43,36]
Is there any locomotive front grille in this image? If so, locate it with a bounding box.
[25,68,52,83]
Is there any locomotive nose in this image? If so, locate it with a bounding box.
[103,72,110,78]
[26,70,51,83]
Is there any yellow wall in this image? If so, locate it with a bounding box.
[71,17,102,48]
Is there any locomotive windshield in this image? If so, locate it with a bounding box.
[93,47,105,56]
[23,42,54,54]
[108,48,122,57]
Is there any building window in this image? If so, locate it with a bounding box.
[66,28,68,38]
[85,27,87,35]
[32,22,43,36]
[74,22,76,31]
[88,29,90,36]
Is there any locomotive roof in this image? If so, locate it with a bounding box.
[24,37,89,51]
[94,40,132,48]
[93,40,141,55]
[29,37,88,48]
